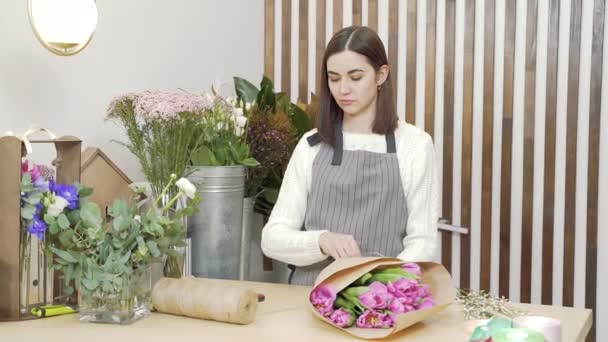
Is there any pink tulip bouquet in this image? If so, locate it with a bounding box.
[307,258,454,339]
[310,263,434,329]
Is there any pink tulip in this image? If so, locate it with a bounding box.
[355,310,394,328]
[310,284,336,316]
[416,297,435,310]
[387,278,419,299]
[401,263,422,277]
[388,296,415,314]
[359,281,394,310]
[329,308,355,327]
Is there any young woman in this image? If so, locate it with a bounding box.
[261,26,439,286]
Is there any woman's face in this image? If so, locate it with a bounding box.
[326,50,388,117]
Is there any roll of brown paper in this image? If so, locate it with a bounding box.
[151,277,258,325]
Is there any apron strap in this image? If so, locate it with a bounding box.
[331,122,344,165]
[386,132,396,153]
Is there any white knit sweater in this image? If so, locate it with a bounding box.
[260,121,439,266]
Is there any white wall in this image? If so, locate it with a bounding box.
[0,0,264,181]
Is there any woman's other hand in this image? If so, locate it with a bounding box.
[318,232,362,259]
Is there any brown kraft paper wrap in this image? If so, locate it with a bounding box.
[309,257,455,340]
[151,277,258,325]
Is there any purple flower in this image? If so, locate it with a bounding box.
[401,263,422,278]
[329,308,355,328]
[415,297,435,310]
[28,215,47,240]
[387,278,419,300]
[134,91,213,121]
[52,183,79,210]
[355,310,394,328]
[310,284,336,316]
[359,281,394,310]
[388,296,415,314]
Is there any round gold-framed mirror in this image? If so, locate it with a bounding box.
[28,0,98,56]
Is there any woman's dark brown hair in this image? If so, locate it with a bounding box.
[317,26,398,146]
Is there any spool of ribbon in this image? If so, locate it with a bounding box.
[493,328,545,342]
[513,315,562,342]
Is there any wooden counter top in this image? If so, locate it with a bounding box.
[0,279,592,341]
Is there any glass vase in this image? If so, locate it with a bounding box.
[19,231,51,317]
[78,265,152,324]
[158,192,187,279]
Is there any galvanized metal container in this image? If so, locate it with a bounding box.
[187,166,246,280]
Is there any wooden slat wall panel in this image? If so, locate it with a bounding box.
[316,0,326,94]
[333,0,343,34]
[264,0,275,79]
[521,0,538,304]
[425,0,437,137]
[499,0,516,299]
[353,0,362,26]
[480,0,496,293]
[442,0,456,275]
[368,0,378,32]
[299,0,309,103]
[263,2,606,339]
[389,0,399,99]
[460,0,475,291]
[542,0,560,306]
[563,0,582,308]
[406,0,417,125]
[281,0,291,94]
[586,1,604,341]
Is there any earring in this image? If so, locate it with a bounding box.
[377,84,382,91]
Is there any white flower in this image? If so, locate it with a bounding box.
[233,107,244,117]
[245,102,252,111]
[134,215,141,223]
[47,196,69,217]
[235,116,247,128]
[176,178,196,199]
[235,126,244,137]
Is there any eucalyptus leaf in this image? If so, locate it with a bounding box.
[146,241,161,258]
[21,206,36,220]
[82,278,100,291]
[80,202,103,229]
[57,214,70,230]
[25,192,43,205]
[50,247,78,263]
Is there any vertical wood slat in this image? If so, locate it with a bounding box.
[299,0,309,103]
[389,0,399,101]
[586,1,604,340]
[563,0,582,308]
[442,0,456,274]
[406,0,418,125]
[264,0,275,79]
[353,0,362,26]
[425,0,437,137]
[499,0,517,299]
[460,0,475,290]
[480,0,496,293]
[542,0,560,306]
[282,0,292,94]
[316,0,327,94]
[368,0,378,32]
[333,0,343,34]
[521,0,538,304]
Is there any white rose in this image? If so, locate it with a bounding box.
[47,196,69,217]
[176,178,197,199]
[235,126,244,137]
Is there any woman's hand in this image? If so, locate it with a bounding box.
[318,232,362,259]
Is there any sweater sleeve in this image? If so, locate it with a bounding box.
[397,132,440,262]
[260,134,329,266]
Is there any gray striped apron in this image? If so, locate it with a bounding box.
[289,127,409,286]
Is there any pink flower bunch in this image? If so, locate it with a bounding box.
[310,263,434,329]
[105,91,214,121]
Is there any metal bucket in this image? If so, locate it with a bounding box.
[239,197,254,280]
[187,166,245,280]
